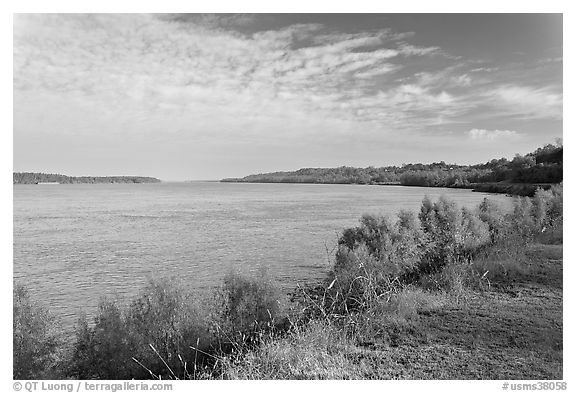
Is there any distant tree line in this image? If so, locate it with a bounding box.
[222,143,562,195]
[13,172,161,184]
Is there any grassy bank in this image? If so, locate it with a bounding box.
[14,185,563,380]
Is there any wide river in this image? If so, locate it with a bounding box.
[13,182,511,329]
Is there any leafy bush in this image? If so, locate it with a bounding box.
[510,187,563,243]
[213,271,282,347]
[13,284,61,379]
[477,198,509,243]
[418,195,491,272]
[68,301,133,379]
[330,210,426,313]
[68,279,214,379]
[330,196,496,313]
[329,245,394,313]
[337,211,424,277]
[547,183,563,222]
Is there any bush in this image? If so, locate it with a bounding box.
[329,245,394,313]
[511,195,546,242]
[213,271,282,348]
[68,301,133,379]
[66,274,282,380]
[69,279,214,380]
[547,183,563,223]
[13,284,61,379]
[418,195,491,272]
[337,211,424,277]
[330,196,497,313]
[126,279,215,379]
[330,210,426,313]
[477,198,509,243]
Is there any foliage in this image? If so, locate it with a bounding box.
[13,284,61,379]
[68,279,214,380]
[68,301,134,379]
[213,271,282,346]
[64,273,281,380]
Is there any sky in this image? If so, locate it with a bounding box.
[13,13,563,181]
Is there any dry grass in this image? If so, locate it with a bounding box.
[222,320,370,379]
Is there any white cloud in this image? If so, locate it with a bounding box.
[13,13,563,155]
[469,67,499,73]
[15,13,453,138]
[538,57,562,64]
[468,128,521,141]
[486,85,562,120]
[397,43,440,56]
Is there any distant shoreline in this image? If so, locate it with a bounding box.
[13,172,161,185]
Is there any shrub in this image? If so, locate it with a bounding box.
[68,300,133,379]
[419,195,462,270]
[547,183,563,223]
[213,271,282,347]
[330,210,426,313]
[532,185,563,230]
[511,196,544,241]
[69,279,214,380]
[13,284,61,379]
[418,195,491,272]
[337,211,424,277]
[329,244,394,313]
[477,198,509,243]
[460,207,491,257]
[126,279,213,379]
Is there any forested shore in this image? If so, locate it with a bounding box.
[13,172,161,184]
[222,143,562,196]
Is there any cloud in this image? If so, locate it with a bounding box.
[468,128,521,141]
[13,13,563,152]
[469,67,499,73]
[397,43,440,56]
[312,29,415,47]
[485,85,562,120]
[538,57,562,64]
[15,13,452,136]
